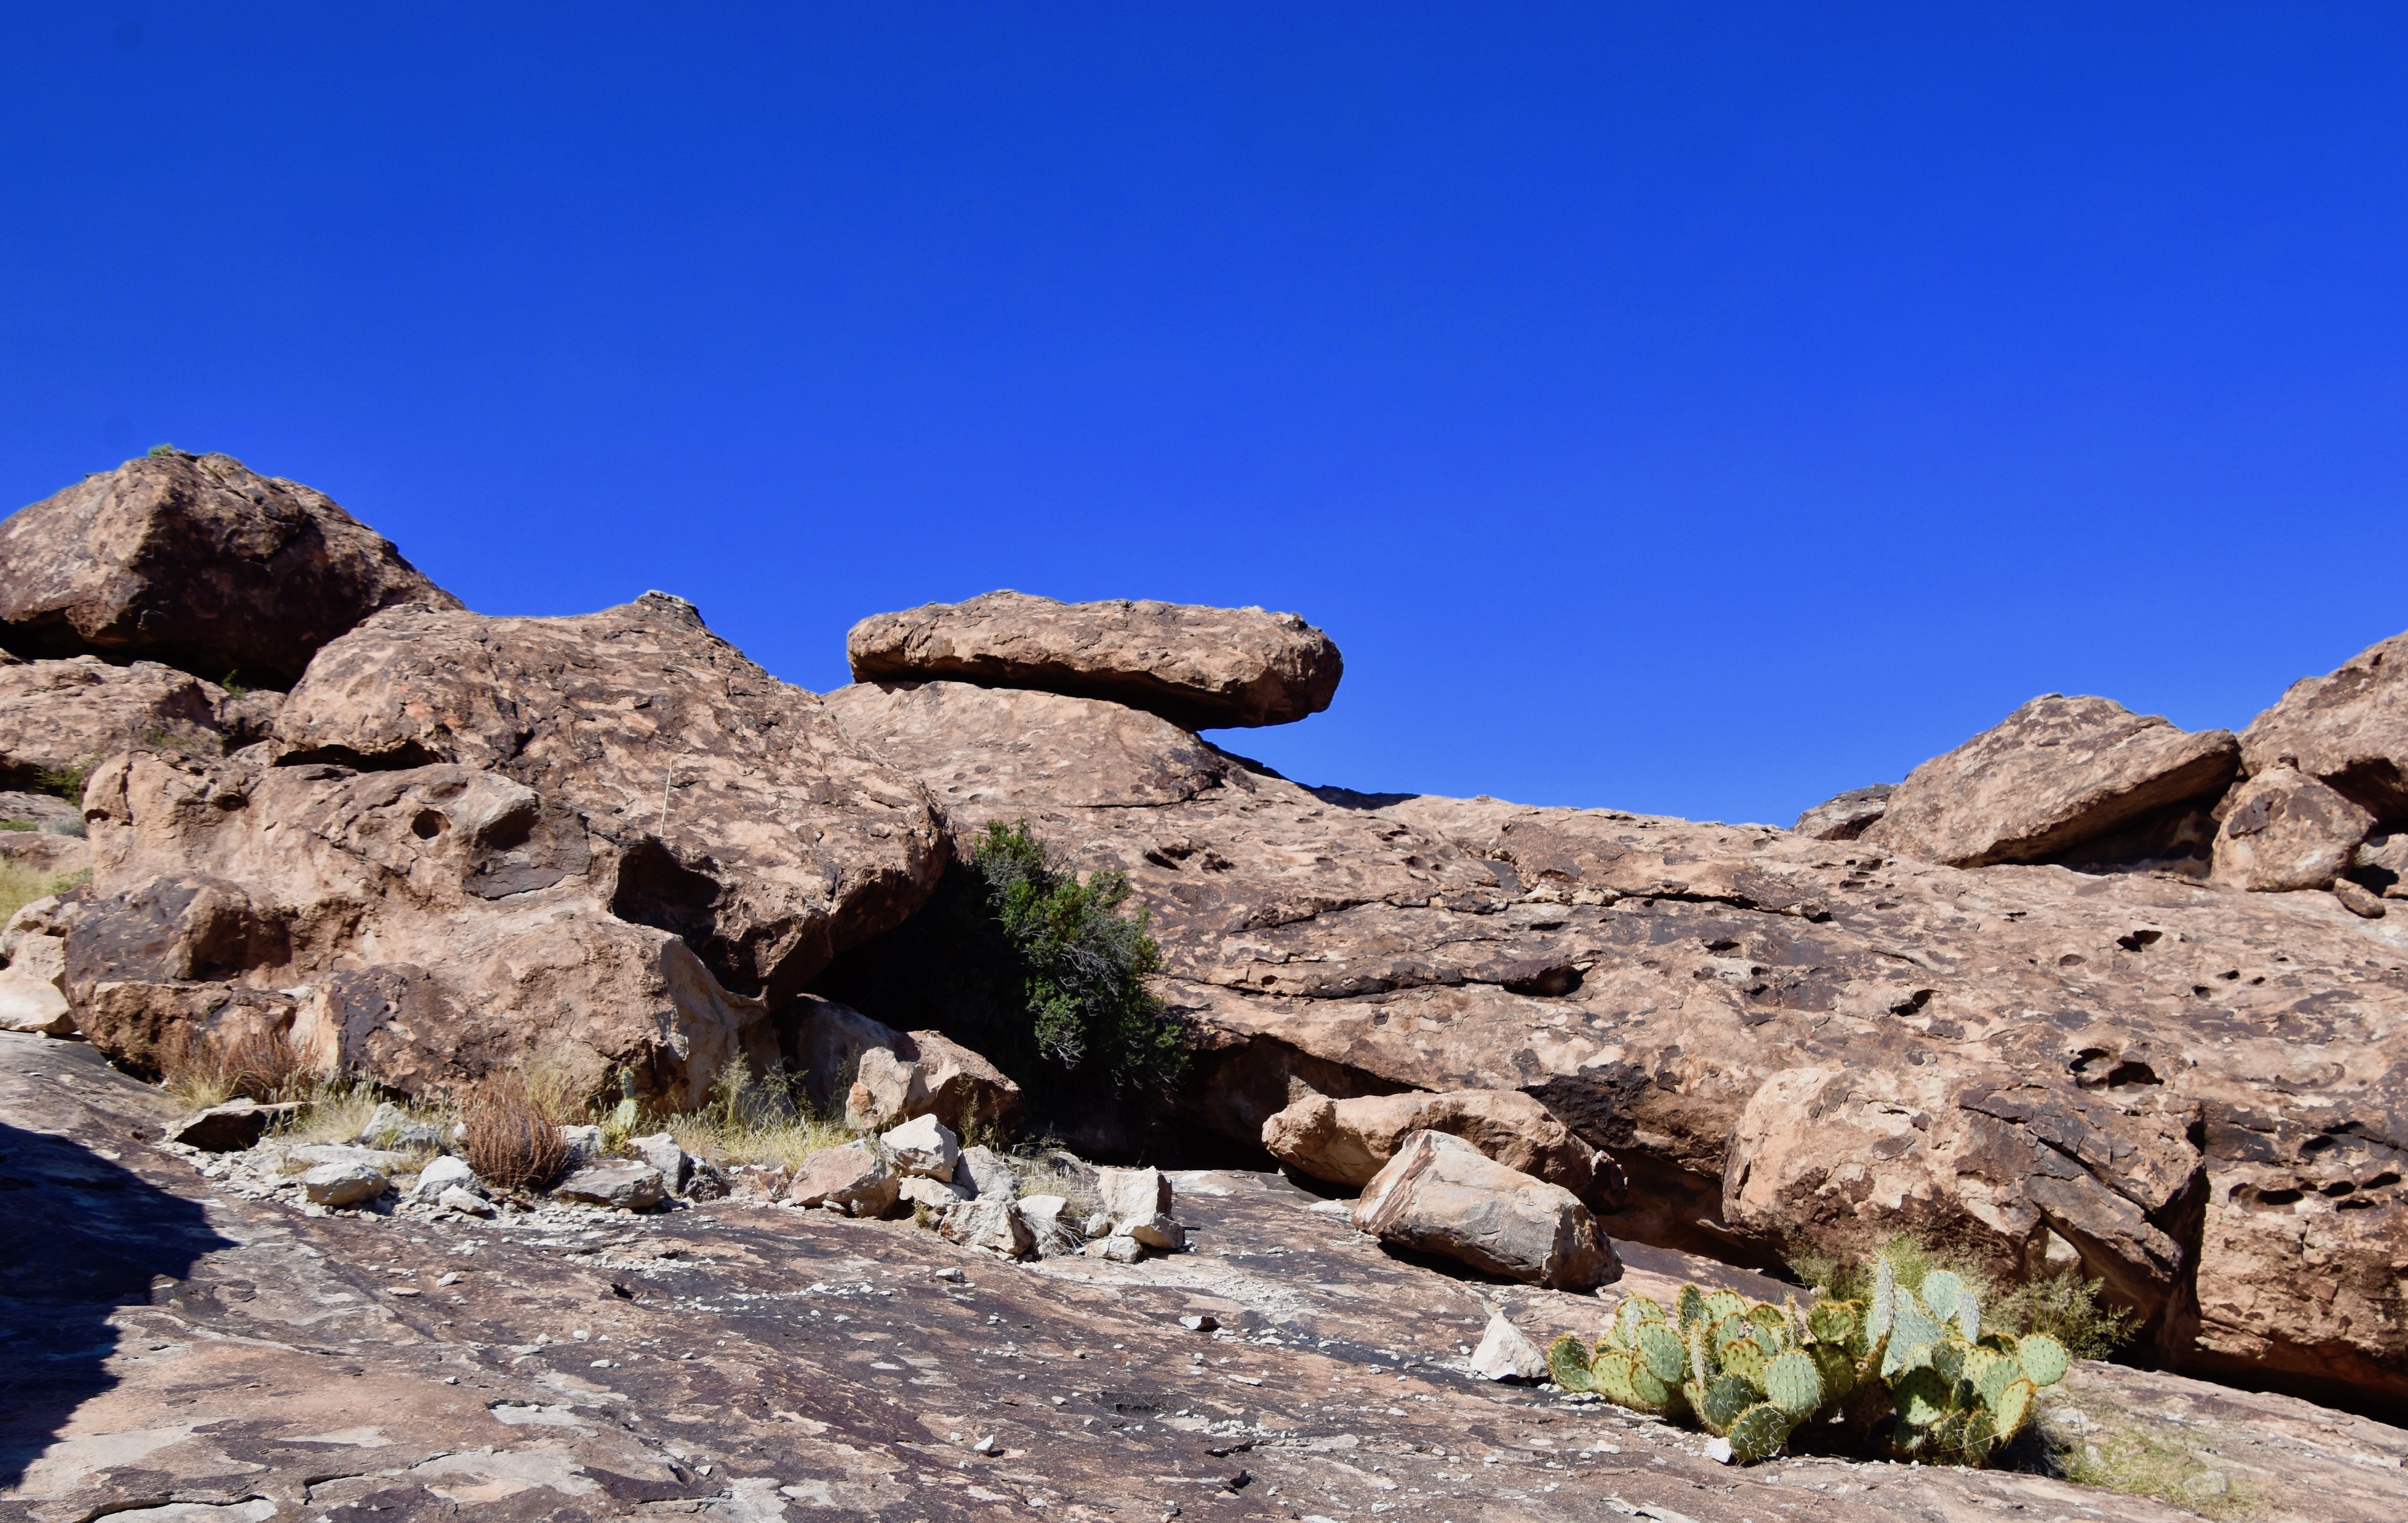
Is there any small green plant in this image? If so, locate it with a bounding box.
[1556,1253,2070,1467]
[0,861,87,927]
[32,765,87,803]
[1792,1230,2136,1360]
[0,819,31,832]
[220,671,250,699]
[668,1058,855,1173]
[149,443,182,458]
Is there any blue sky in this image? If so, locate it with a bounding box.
[4,7,2404,825]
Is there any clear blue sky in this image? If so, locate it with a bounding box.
[5,7,2404,825]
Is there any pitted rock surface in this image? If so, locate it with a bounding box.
[1861,693,2239,868]
[826,678,2408,1413]
[846,589,1342,730]
[0,452,459,687]
[272,594,943,1005]
[7,1035,2403,1523]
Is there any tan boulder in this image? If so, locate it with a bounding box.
[2239,627,2408,819]
[0,655,273,793]
[0,451,458,687]
[273,594,943,1003]
[786,1140,899,1216]
[846,589,1342,730]
[2211,767,2375,892]
[1351,1130,1618,1291]
[845,1029,1024,1138]
[1260,1088,1606,1200]
[1863,694,2239,867]
[1790,784,1891,842]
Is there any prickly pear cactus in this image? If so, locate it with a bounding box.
[1726,1401,1793,1463]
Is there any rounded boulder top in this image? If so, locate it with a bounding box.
[844,589,1341,731]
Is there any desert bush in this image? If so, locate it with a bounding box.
[812,819,1185,1110]
[461,1070,571,1191]
[156,1025,310,1109]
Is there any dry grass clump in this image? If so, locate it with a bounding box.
[668,1059,854,1173]
[1790,1229,2139,1360]
[0,861,87,928]
[461,1070,572,1192]
[1013,1151,1103,1220]
[156,1025,311,1111]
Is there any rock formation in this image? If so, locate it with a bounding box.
[1792,783,1891,841]
[2240,627,2408,820]
[1261,1087,1612,1200]
[846,589,1342,729]
[0,451,459,687]
[1862,694,2239,869]
[1,653,275,792]
[2211,765,2377,892]
[1352,1129,1619,1289]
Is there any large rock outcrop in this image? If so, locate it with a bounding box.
[54,595,944,1106]
[1261,1087,1609,1200]
[0,452,459,687]
[846,590,1342,730]
[2241,628,2408,820]
[273,593,944,1003]
[1863,694,2239,869]
[824,675,2408,1415]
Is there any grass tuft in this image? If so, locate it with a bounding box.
[666,1058,855,1173]
[157,1025,310,1111]
[0,862,85,927]
[1790,1229,2138,1359]
[461,1070,571,1191]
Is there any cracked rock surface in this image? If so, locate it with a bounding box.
[14,1034,2408,1523]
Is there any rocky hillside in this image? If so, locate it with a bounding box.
[4,452,2406,1521]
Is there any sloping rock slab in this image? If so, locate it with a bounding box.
[272,592,943,1002]
[0,451,458,686]
[1792,783,1891,841]
[1864,693,2239,867]
[846,589,1342,730]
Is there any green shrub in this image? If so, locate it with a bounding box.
[811,818,1187,1113]
[1791,1230,2136,1360]
[33,765,87,803]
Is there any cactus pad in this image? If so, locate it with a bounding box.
[1746,1301,1790,1342]
[1675,1283,1707,1331]
[1930,1335,1969,1386]
[1918,1269,1963,1320]
[1991,1376,2035,1437]
[1966,1347,2017,1408]
[1721,1337,1769,1386]
[1805,1298,1858,1345]
[1704,1288,1748,1324]
[1700,1372,1757,1433]
[1761,1349,1823,1417]
[1892,1366,1952,1428]
[1726,1401,1793,1464]
[1867,1255,1898,1344]
[1592,1349,1645,1409]
[1712,1314,1755,1358]
[1881,1294,1947,1377]
[1810,1342,1855,1402]
[1636,1322,1687,1384]
[2017,1332,2070,1387]
[1548,1334,1598,1391]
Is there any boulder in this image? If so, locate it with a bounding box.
[553,1159,666,1211]
[1352,1130,1618,1291]
[436,1185,496,1217]
[2238,627,2408,819]
[0,654,272,794]
[786,995,910,1115]
[2212,767,2377,892]
[786,1141,899,1217]
[1095,1165,1172,1229]
[844,1030,1024,1138]
[956,1145,1017,1202]
[270,594,943,1004]
[898,1175,969,1213]
[628,1132,692,1193]
[1083,1234,1144,1264]
[937,1198,1034,1258]
[1467,1309,1548,1382]
[556,1125,606,1163]
[1791,784,1892,842]
[0,452,459,687]
[881,1114,961,1180]
[410,1155,480,1203]
[845,590,1342,731]
[1261,1089,1607,1200]
[355,1103,443,1152]
[0,790,81,830]
[1863,695,2241,867]
[0,966,74,1034]
[166,1100,299,1152]
[1016,1194,1076,1256]
[302,1161,388,1208]
[684,1156,731,1201]
[2333,878,2388,919]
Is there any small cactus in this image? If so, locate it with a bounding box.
[1635,1321,1687,1385]
[1726,1401,1793,1463]
[1698,1371,1757,1434]
[1761,1348,1823,1418]
[2017,1331,2070,1388]
[1547,1334,1597,1392]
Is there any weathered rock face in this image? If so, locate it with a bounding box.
[0,452,459,687]
[2212,766,2377,892]
[0,654,276,792]
[823,676,2408,1415]
[2241,629,2408,820]
[1261,1088,1609,1201]
[65,746,775,1108]
[1353,1129,1619,1290]
[1863,695,2240,869]
[272,594,944,1003]
[1792,784,1891,841]
[846,589,1342,730]
[845,1028,1025,1137]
